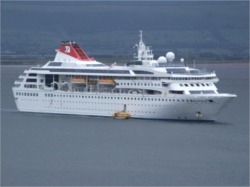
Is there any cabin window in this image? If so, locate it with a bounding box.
[189,90,215,94]
[24,84,37,88]
[29,73,37,77]
[169,90,184,94]
[26,78,37,82]
[45,75,53,87]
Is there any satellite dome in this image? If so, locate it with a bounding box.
[157,56,167,63]
[166,52,175,62]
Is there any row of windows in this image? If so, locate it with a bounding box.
[16,91,214,104]
[45,93,166,101]
[133,70,153,74]
[28,73,37,77]
[24,84,37,88]
[64,76,158,80]
[169,90,184,94]
[169,77,215,80]
[43,100,166,107]
[32,68,130,74]
[180,83,212,87]
[189,90,215,94]
[65,75,111,79]
[20,99,39,102]
[44,94,214,103]
[24,78,212,88]
[26,74,215,85]
[16,92,38,96]
[119,82,161,87]
[126,61,143,66]
[19,100,214,114]
[28,69,215,81]
[26,78,37,82]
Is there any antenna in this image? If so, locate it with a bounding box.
[139,30,143,43]
[134,30,154,61]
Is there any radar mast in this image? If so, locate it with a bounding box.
[134,30,154,61]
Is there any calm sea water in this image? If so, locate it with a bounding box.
[1,63,249,186]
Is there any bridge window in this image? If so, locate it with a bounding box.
[26,78,37,82]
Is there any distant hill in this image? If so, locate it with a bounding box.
[1,1,249,61]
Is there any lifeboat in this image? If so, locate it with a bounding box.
[112,111,131,119]
[112,104,130,119]
[99,79,115,84]
[71,77,86,83]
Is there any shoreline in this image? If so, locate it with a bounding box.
[1,59,249,66]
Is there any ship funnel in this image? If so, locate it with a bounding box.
[55,41,93,61]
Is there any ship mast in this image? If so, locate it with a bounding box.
[135,30,154,61]
[139,30,143,44]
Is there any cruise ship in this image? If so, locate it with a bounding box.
[12,31,237,120]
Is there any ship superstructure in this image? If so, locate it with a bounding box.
[12,31,236,120]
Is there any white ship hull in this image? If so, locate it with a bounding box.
[13,88,236,121]
[12,33,237,121]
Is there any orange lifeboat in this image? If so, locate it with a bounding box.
[112,111,131,119]
[112,104,131,119]
[99,79,115,84]
[71,77,86,83]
